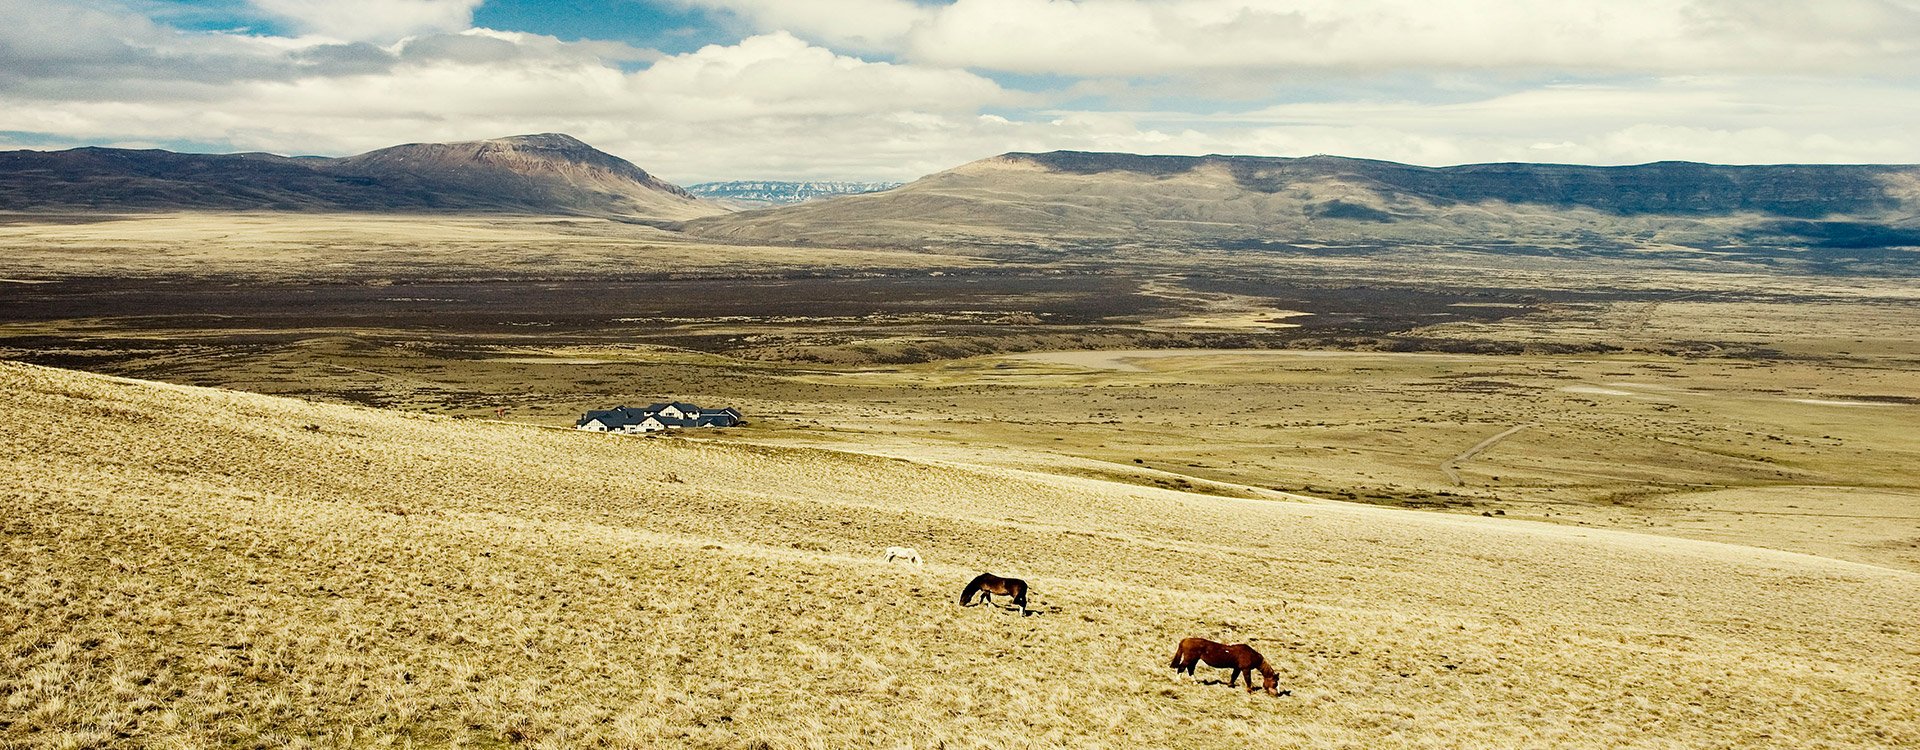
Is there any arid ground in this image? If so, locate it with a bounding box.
[4,362,1917,748]
[2,212,1917,746]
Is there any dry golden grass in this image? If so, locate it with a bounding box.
[699,343,1920,573]
[0,212,978,281]
[3,361,1917,748]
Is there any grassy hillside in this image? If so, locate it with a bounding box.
[2,361,1915,747]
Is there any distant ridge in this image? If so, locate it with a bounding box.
[682,150,1920,259]
[0,134,726,221]
[1004,151,1913,217]
[686,180,901,208]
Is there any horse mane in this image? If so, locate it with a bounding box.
[960,573,989,605]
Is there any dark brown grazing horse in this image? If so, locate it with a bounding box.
[1171,637,1281,696]
[959,573,1029,613]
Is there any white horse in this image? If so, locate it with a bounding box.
[884,546,923,566]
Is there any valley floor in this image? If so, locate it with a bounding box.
[3,212,1918,746]
[6,214,1918,574]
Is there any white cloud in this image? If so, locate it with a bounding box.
[1046,77,1920,166]
[631,32,1008,119]
[689,0,1920,76]
[250,0,483,42]
[0,9,1019,181]
[4,0,1920,182]
[672,0,926,52]
[0,0,299,88]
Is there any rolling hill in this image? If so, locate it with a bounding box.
[0,134,725,221]
[3,360,1915,747]
[681,151,1920,256]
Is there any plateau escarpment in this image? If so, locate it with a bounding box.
[681,151,1920,262]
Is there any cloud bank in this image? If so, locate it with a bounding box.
[687,0,1920,75]
[252,0,486,42]
[2,0,1918,181]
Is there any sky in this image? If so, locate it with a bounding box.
[2,1,1919,183]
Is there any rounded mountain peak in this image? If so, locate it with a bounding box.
[486,133,593,150]
[326,133,718,217]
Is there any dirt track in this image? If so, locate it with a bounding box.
[1442,422,1535,485]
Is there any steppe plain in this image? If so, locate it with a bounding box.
[2,211,1918,747]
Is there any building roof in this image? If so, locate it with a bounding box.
[578,405,656,428]
[580,402,742,428]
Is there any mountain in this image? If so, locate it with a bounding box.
[681,151,1920,255]
[684,180,902,208]
[0,134,726,221]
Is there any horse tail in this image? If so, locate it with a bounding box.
[1171,641,1187,668]
[960,575,984,605]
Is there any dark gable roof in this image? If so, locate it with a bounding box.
[578,405,655,428]
[576,408,621,426]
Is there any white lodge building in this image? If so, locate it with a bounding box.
[575,402,744,434]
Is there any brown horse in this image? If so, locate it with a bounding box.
[959,573,1029,613]
[1171,637,1281,696]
